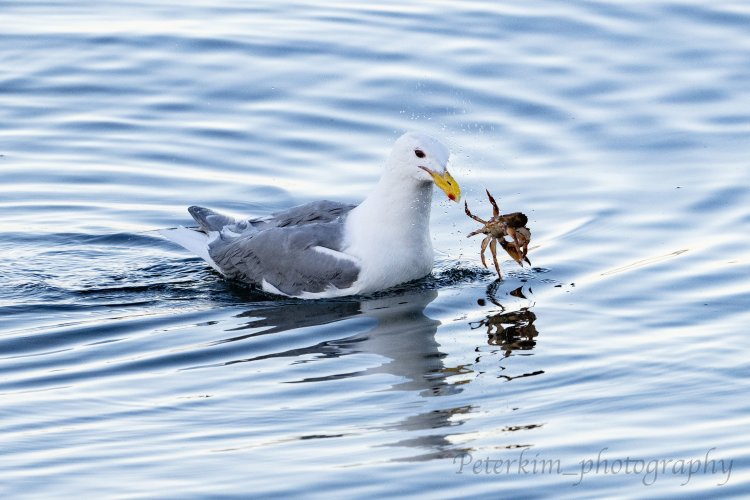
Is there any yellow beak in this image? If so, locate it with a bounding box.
[421,167,461,202]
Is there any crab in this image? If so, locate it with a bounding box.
[464,190,531,278]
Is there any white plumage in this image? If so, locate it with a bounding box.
[160,132,461,298]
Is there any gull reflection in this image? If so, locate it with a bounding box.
[354,290,460,397]
[225,288,458,398]
[223,281,544,461]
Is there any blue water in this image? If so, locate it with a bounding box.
[2,1,749,497]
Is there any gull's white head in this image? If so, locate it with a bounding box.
[386,131,461,202]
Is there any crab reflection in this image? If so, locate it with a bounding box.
[471,306,538,356]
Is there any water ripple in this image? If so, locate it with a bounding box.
[1,0,749,497]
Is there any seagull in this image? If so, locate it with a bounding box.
[160,132,461,299]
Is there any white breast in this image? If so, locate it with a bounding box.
[343,181,435,294]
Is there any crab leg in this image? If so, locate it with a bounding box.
[489,237,502,277]
[485,190,500,218]
[464,201,487,225]
[479,235,491,268]
[485,189,500,219]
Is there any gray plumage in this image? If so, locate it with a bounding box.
[188,201,360,296]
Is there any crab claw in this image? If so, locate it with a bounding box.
[500,239,524,266]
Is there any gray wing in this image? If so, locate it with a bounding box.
[263,200,356,228]
[208,220,360,296]
[188,200,356,234]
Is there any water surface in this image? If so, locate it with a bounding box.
[1,1,749,497]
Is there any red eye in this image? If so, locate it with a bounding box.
[415,149,426,158]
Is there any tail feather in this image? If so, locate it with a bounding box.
[159,226,222,273]
[188,206,236,232]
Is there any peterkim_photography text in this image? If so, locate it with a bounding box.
[454,448,733,486]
